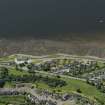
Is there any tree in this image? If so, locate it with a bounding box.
[56,75,61,78]
[76,88,82,93]
[0,79,5,88]
[0,67,8,79]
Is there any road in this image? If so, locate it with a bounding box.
[34,70,86,82]
[14,53,105,61]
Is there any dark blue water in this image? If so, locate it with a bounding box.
[0,0,105,37]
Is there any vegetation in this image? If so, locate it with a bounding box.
[9,68,30,76]
[0,54,105,104]
[4,81,15,88]
[0,95,27,105]
[0,67,8,79]
[31,75,105,104]
[7,74,66,88]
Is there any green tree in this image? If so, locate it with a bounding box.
[0,67,8,79]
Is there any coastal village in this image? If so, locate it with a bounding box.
[0,54,105,105]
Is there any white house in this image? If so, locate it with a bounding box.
[14,58,32,65]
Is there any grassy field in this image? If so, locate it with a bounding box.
[0,54,105,104]
[61,78,105,103]
[1,69,105,104]
[10,68,104,104]
[4,82,15,88]
[9,68,30,76]
[97,61,105,68]
[0,95,26,105]
[33,77,105,104]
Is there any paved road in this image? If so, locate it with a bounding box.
[15,53,105,61]
[34,70,86,82]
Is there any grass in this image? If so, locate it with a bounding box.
[61,78,105,100]
[32,59,42,64]
[63,79,105,104]
[9,68,29,76]
[0,95,26,104]
[32,76,105,104]
[0,103,5,105]
[32,82,50,89]
[0,54,105,104]
[4,82,15,88]
[0,56,14,62]
[30,71,105,104]
[97,61,105,68]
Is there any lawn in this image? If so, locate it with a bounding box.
[4,82,16,88]
[32,76,105,104]
[97,61,105,68]
[29,71,105,104]
[0,103,5,105]
[0,95,26,105]
[32,59,42,64]
[32,82,50,89]
[9,68,30,76]
[0,55,14,62]
[61,78,105,102]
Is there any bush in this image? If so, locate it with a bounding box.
[0,79,5,88]
[76,88,82,93]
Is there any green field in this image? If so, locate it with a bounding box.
[33,77,105,104]
[9,69,105,104]
[9,68,30,76]
[0,95,26,105]
[0,54,105,104]
[4,82,15,88]
[61,78,105,103]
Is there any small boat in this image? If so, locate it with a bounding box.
[96,17,104,23]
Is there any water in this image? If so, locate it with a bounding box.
[0,0,105,37]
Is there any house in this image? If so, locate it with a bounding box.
[14,57,32,65]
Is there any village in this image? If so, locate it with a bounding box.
[0,54,105,105]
